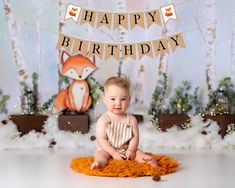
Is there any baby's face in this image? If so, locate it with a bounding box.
[103,85,130,115]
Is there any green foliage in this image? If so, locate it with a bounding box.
[148,73,168,121]
[20,72,58,114]
[87,76,104,107]
[219,77,235,113]
[206,77,235,114]
[32,72,39,113]
[168,80,193,114]
[61,75,70,87]
[37,94,57,114]
[192,87,206,115]
[148,76,235,125]
[0,89,10,114]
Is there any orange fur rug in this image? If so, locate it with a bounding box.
[70,155,179,177]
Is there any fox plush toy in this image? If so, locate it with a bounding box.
[53,51,97,113]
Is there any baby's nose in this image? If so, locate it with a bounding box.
[115,100,121,105]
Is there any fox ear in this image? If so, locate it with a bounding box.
[61,51,71,64]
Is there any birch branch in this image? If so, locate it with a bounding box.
[205,0,217,92]
[158,26,169,75]
[2,0,29,89]
[230,23,235,82]
[117,0,128,77]
[57,0,66,91]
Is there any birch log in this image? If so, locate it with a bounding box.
[158,0,170,75]
[2,0,29,86]
[205,0,217,92]
[35,0,41,84]
[57,0,66,91]
[230,23,235,82]
[32,0,41,100]
[158,26,169,75]
[117,0,128,77]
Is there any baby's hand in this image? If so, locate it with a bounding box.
[112,151,126,160]
[125,149,136,160]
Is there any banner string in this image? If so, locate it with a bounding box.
[50,0,193,13]
[24,21,214,43]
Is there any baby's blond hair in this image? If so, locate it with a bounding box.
[104,76,130,93]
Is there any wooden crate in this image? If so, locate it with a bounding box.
[9,114,48,135]
[132,114,144,123]
[58,114,90,134]
[158,113,235,137]
[158,113,190,131]
[203,114,235,138]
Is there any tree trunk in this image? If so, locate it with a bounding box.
[57,0,66,91]
[158,0,170,75]
[158,26,169,75]
[32,0,41,105]
[117,0,128,77]
[2,0,29,90]
[205,0,217,92]
[230,23,235,82]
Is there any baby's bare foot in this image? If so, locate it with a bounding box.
[91,161,101,170]
[143,154,152,161]
[143,154,158,167]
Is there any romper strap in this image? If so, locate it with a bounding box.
[103,113,111,124]
[127,114,131,126]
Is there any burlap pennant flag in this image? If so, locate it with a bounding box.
[71,38,89,56]
[96,12,112,29]
[88,42,104,59]
[168,32,186,52]
[80,8,97,27]
[121,44,137,60]
[129,12,145,29]
[152,38,169,56]
[104,43,120,61]
[145,10,162,28]
[113,13,128,30]
[137,42,153,59]
[56,33,74,53]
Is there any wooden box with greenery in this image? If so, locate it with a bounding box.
[148,75,235,136]
[9,114,48,136]
[9,73,54,135]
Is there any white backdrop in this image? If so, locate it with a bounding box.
[0,0,235,115]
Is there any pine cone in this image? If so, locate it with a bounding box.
[1,120,8,125]
[152,174,161,182]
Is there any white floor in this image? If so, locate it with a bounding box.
[0,148,235,188]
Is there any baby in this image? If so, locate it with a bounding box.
[91,76,158,169]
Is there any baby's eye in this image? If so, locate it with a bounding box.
[121,98,127,101]
[110,98,115,101]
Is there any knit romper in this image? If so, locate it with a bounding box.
[96,113,133,154]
